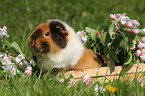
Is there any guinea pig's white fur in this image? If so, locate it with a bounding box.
[35,19,84,71]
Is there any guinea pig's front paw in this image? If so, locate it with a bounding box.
[52,68,66,76]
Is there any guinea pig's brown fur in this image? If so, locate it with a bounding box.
[29,19,101,72]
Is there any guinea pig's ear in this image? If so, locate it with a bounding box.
[56,26,68,36]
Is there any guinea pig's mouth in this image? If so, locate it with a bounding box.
[29,41,50,54]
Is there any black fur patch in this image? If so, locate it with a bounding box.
[32,56,37,62]
[30,29,42,41]
[40,41,50,53]
[49,21,67,48]
[30,29,50,53]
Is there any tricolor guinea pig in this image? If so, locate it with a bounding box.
[28,19,101,72]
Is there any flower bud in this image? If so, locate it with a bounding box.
[131,29,139,35]
[109,14,116,20]
[135,50,141,57]
[115,14,121,19]
[141,37,145,42]
[96,31,100,35]
[132,20,140,26]
[125,22,132,28]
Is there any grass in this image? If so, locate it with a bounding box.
[1,0,145,95]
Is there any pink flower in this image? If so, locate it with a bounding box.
[137,41,145,49]
[135,50,141,57]
[3,26,7,30]
[115,14,121,19]
[125,22,132,28]
[141,37,145,42]
[130,45,136,50]
[109,14,116,20]
[23,70,31,75]
[81,75,92,85]
[23,65,32,75]
[25,65,32,71]
[58,78,64,83]
[141,49,145,54]
[131,29,139,35]
[132,20,140,26]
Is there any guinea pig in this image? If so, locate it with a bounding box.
[28,19,102,72]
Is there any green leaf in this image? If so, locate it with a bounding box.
[110,50,119,62]
[85,36,92,48]
[111,34,123,47]
[103,47,110,58]
[101,32,107,45]
[11,41,24,56]
[108,22,114,38]
[85,27,97,34]
[4,41,12,48]
[101,33,111,45]
[91,31,97,41]
[138,29,145,36]
[124,51,132,65]
[120,29,136,41]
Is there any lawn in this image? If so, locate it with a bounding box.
[0,0,145,95]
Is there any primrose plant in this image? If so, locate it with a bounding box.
[0,26,32,78]
[77,13,145,66]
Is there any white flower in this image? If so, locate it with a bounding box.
[15,54,25,62]
[141,37,145,42]
[58,78,64,83]
[77,30,88,44]
[0,26,9,38]
[140,54,145,62]
[94,84,106,95]
[81,75,92,85]
[116,16,131,24]
[0,53,4,57]
[143,28,145,32]
[2,65,19,76]
[0,54,13,65]
[135,50,141,57]
[68,79,76,85]
[137,41,145,49]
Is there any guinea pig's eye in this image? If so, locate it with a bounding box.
[45,32,50,36]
